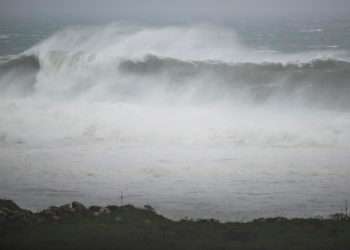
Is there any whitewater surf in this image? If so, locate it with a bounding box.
[1,23,350,220]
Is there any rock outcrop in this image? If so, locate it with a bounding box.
[0,199,125,225]
[0,199,35,225]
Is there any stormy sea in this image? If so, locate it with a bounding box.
[1,18,350,221]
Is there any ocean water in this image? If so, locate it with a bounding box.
[1,17,350,220]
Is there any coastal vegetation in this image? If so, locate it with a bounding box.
[1,199,350,250]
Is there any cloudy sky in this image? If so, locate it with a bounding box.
[0,0,349,23]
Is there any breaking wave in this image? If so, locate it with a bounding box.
[0,54,39,96]
[119,55,350,109]
[1,23,350,147]
[2,51,350,109]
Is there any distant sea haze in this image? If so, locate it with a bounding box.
[0,21,350,220]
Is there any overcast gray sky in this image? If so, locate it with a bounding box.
[1,0,350,23]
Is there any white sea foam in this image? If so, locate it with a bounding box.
[0,23,349,146]
[1,23,350,220]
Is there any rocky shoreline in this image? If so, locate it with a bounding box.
[0,199,156,226]
[1,199,350,250]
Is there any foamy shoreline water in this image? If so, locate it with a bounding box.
[1,140,349,221]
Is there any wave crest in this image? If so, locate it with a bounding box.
[0,54,40,96]
[0,24,350,110]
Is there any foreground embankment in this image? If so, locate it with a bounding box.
[0,199,350,250]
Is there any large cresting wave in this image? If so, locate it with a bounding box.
[1,23,350,147]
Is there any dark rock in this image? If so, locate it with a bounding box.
[330,213,349,221]
[123,205,136,209]
[72,201,87,212]
[40,204,76,219]
[89,206,110,216]
[8,212,28,222]
[144,205,156,213]
[106,205,119,212]
[254,217,289,223]
[59,203,74,213]
[0,199,21,211]
[89,206,102,216]
[1,209,34,225]
[0,199,34,226]
[89,206,102,212]
[0,208,11,216]
[102,207,111,215]
[48,206,60,212]
[40,206,59,216]
[52,215,61,221]
[0,210,7,224]
[0,209,6,216]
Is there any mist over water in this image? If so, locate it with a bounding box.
[1,23,350,220]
